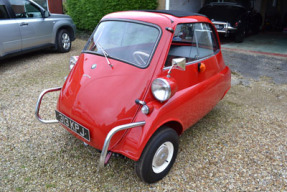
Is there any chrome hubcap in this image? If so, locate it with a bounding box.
[62,33,70,49]
[152,141,174,173]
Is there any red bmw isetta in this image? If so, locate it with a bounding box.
[36,10,231,183]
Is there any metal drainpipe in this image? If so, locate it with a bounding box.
[166,0,170,10]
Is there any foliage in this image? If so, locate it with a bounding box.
[66,0,158,31]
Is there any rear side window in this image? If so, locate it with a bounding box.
[165,23,219,67]
[0,5,9,19]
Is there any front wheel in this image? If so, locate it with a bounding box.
[135,127,179,183]
[234,29,245,43]
[56,29,71,53]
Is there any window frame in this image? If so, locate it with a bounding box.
[164,22,220,70]
[82,19,163,69]
[0,4,9,19]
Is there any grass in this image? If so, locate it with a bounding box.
[46,184,56,188]
[15,187,23,191]
[24,177,31,182]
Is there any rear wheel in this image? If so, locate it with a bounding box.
[135,127,178,183]
[56,29,71,53]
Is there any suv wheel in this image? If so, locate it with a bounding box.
[135,127,178,183]
[235,29,245,43]
[56,29,71,53]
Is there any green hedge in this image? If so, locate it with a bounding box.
[66,0,158,31]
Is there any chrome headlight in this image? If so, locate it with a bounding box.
[151,78,171,102]
[69,56,78,70]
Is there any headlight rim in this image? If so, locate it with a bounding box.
[69,56,78,70]
[151,78,172,102]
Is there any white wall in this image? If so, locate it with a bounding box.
[169,0,203,12]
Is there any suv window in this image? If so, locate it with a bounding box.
[165,23,219,67]
[0,5,8,19]
[10,0,42,18]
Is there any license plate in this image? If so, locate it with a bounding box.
[55,110,90,141]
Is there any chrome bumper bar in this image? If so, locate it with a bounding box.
[212,21,237,34]
[35,87,61,124]
[35,87,145,169]
[99,121,146,169]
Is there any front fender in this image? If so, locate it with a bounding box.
[111,104,183,161]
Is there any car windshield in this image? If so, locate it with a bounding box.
[83,21,160,68]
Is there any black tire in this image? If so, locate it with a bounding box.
[135,127,179,183]
[56,29,71,53]
[234,29,245,43]
[251,14,262,34]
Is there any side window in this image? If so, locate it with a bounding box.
[0,5,9,19]
[10,0,42,18]
[165,23,219,67]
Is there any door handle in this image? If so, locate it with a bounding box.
[198,63,206,73]
[20,22,28,26]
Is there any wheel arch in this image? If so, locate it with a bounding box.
[113,118,183,161]
[144,121,183,146]
[161,120,183,136]
[55,25,76,42]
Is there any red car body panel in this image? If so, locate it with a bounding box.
[56,11,231,161]
[113,66,230,160]
[57,53,157,149]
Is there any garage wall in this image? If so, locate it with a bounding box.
[254,0,262,12]
[157,0,166,9]
[169,0,203,12]
[158,0,264,13]
[34,0,63,14]
[47,0,63,14]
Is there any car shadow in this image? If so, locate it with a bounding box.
[0,49,61,73]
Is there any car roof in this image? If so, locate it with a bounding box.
[102,10,210,28]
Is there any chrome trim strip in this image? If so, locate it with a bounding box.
[163,55,212,71]
[35,87,62,124]
[99,121,146,169]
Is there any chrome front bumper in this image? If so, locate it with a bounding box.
[35,87,145,168]
[98,121,145,168]
[212,21,237,34]
[35,87,61,124]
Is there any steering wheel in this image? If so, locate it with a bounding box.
[20,12,28,18]
[133,51,150,66]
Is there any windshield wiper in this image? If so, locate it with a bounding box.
[96,43,113,68]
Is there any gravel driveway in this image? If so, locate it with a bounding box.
[0,39,286,191]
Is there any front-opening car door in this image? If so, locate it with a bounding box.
[0,0,21,57]
[164,22,221,129]
[9,0,53,50]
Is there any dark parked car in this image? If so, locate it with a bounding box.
[199,0,262,42]
[0,0,76,59]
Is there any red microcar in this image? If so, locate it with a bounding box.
[35,10,231,183]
